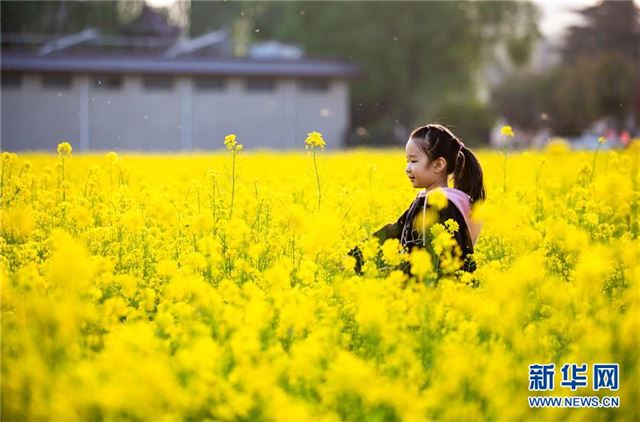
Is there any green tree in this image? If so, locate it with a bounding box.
[1,1,130,35]
[252,1,538,144]
[562,0,639,65]
[492,54,637,136]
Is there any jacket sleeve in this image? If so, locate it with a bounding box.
[372,207,410,243]
[348,207,410,275]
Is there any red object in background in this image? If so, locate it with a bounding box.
[620,131,631,146]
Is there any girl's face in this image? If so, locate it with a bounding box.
[405,138,447,189]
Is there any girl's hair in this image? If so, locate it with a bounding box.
[409,123,486,202]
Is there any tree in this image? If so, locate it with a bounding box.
[562,0,639,65]
[251,1,539,144]
[492,54,637,136]
[562,0,640,127]
[188,1,243,37]
[1,1,130,36]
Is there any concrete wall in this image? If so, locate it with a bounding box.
[88,75,181,151]
[294,79,349,150]
[1,72,351,152]
[1,74,80,152]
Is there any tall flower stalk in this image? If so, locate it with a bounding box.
[500,125,514,194]
[304,131,326,211]
[590,136,607,183]
[57,141,72,202]
[1,152,16,204]
[106,151,118,193]
[224,134,243,219]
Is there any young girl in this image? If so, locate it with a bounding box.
[349,123,485,276]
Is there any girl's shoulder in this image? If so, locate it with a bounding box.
[418,188,471,209]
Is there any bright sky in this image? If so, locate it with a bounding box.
[145,0,640,40]
[145,0,178,8]
[532,0,597,38]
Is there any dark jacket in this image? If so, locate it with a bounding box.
[348,193,477,276]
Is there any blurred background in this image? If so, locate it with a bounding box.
[1,0,639,151]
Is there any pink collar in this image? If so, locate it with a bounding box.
[420,188,481,246]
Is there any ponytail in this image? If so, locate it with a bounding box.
[410,123,486,202]
[454,146,486,203]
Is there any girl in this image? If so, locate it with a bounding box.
[349,123,485,276]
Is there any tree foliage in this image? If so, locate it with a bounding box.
[251,1,538,143]
[492,0,640,136]
[493,54,637,136]
[562,0,639,65]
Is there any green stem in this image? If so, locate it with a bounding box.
[502,140,508,194]
[0,160,5,202]
[313,148,321,211]
[211,178,217,223]
[84,168,95,198]
[229,150,236,219]
[590,144,602,183]
[61,156,66,202]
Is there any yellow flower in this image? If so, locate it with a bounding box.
[224,134,237,149]
[304,131,326,150]
[427,188,448,210]
[342,254,357,271]
[598,136,607,145]
[57,141,72,156]
[500,125,514,138]
[381,238,404,266]
[2,152,16,164]
[544,138,570,154]
[444,218,459,234]
[1,206,36,238]
[409,248,433,277]
[206,169,218,179]
[106,151,118,163]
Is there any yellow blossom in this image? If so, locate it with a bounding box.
[106,151,118,162]
[304,131,326,150]
[224,134,243,151]
[0,137,637,422]
[500,125,514,138]
[409,248,433,277]
[427,187,448,210]
[57,141,72,156]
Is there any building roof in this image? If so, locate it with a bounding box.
[1,6,361,80]
[0,53,361,79]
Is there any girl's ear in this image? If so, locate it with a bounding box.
[433,157,447,173]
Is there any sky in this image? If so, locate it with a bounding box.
[533,0,596,38]
[145,0,640,40]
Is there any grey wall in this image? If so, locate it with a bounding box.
[1,74,80,151]
[294,80,349,150]
[1,73,351,152]
[89,75,181,151]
